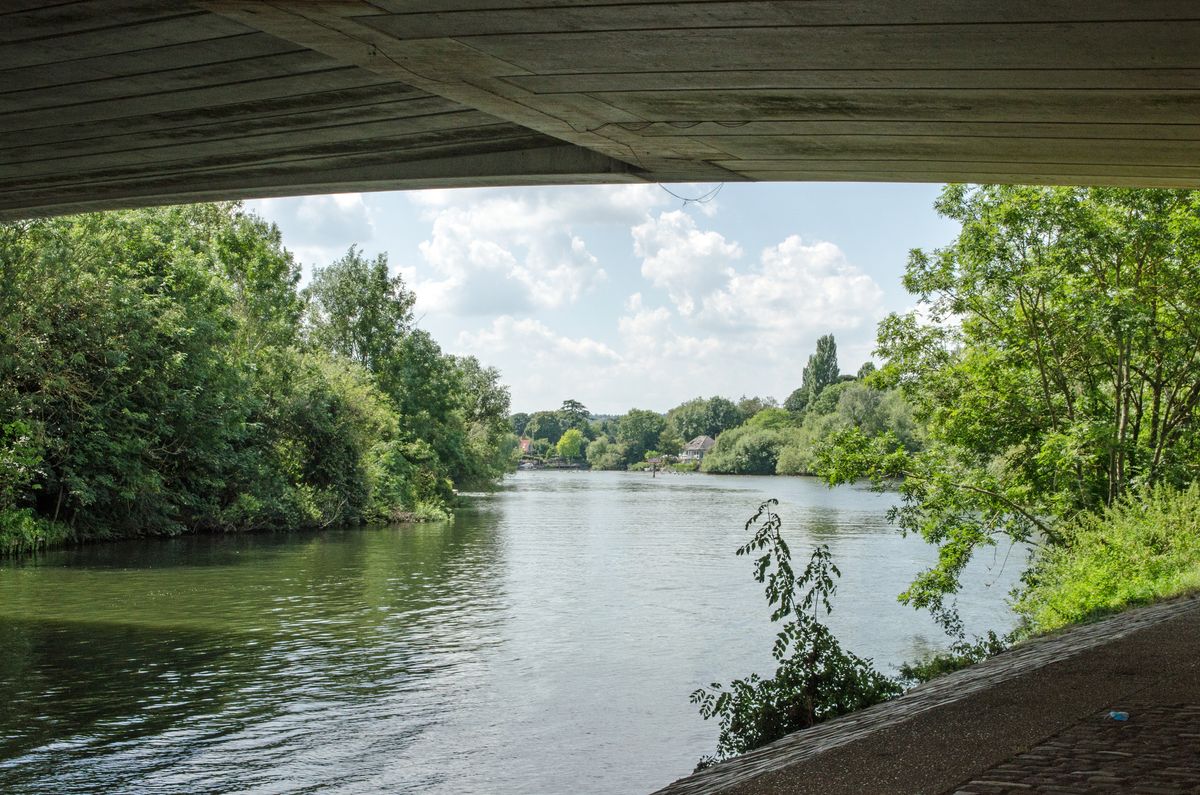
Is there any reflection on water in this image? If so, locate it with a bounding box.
[0,471,1023,794]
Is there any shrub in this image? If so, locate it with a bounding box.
[691,500,901,768]
[1015,484,1200,634]
[701,427,786,474]
[0,510,72,555]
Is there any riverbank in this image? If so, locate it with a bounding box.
[655,593,1200,795]
[0,503,449,559]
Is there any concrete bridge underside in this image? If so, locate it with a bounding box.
[3,1,1200,220]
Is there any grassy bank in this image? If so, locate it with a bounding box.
[1015,484,1200,635]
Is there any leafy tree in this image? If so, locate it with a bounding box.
[799,334,840,407]
[617,409,667,462]
[0,204,513,552]
[586,437,630,470]
[657,430,685,456]
[776,384,917,476]
[510,412,531,437]
[783,387,808,415]
[745,408,794,430]
[591,416,619,440]
[692,500,901,767]
[664,396,744,441]
[856,361,877,380]
[525,411,564,446]
[666,397,709,441]
[454,356,515,486]
[704,397,743,438]
[736,395,777,422]
[558,399,590,431]
[807,380,855,416]
[701,426,786,475]
[819,185,1200,626]
[556,428,585,460]
[303,246,413,375]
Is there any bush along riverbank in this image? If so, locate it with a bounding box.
[0,205,516,556]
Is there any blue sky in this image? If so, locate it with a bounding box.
[248,182,959,415]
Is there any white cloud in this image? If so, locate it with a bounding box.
[252,185,896,412]
[702,235,884,341]
[456,316,624,410]
[460,316,620,363]
[449,221,885,412]
[632,210,741,316]
[245,193,374,275]
[407,185,668,317]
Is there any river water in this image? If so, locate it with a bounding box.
[0,471,1024,794]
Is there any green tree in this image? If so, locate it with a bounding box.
[586,437,629,470]
[820,185,1200,624]
[303,246,413,375]
[657,429,685,456]
[775,384,917,476]
[666,397,709,441]
[701,426,786,475]
[510,412,531,437]
[745,408,794,430]
[453,356,515,486]
[783,387,808,415]
[0,204,513,552]
[617,409,667,462]
[558,399,590,431]
[800,334,840,407]
[737,395,777,422]
[556,428,585,460]
[525,411,564,446]
[704,396,743,438]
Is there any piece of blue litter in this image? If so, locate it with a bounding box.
[1108,711,1130,721]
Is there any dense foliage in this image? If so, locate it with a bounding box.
[817,185,1200,632]
[698,334,917,477]
[0,205,514,554]
[515,336,915,475]
[691,500,901,768]
[1015,483,1200,632]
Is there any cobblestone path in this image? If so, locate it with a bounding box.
[950,704,1200,794]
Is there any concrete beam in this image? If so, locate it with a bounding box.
[2,1,1200,218]
[0,141,644,221]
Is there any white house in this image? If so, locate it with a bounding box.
[680,435,716,462]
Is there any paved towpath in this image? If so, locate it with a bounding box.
[653,595,1200,795]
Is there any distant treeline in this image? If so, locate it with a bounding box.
[511,335,917,475]
[0,204,514,554]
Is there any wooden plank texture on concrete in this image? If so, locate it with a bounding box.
[3,0,1200,218]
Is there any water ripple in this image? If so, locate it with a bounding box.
[0,472,1021,794]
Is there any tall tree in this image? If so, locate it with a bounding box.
[556,428,585,460]
[800,335,840,408]
[704,397,742,438]
[666,397,709,441]
[510,412,531,437]
[559,399,590,431]
[737,395,777,422]
[303,246,413,375]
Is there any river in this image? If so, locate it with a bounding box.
[0,471,1024,794]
